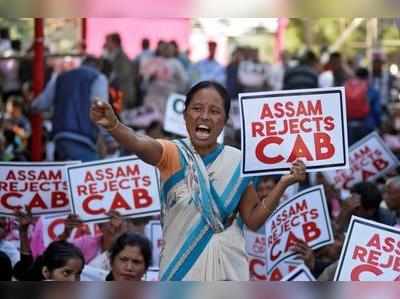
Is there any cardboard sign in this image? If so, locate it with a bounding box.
[145,220,163,270]
[324,132,399,189]
[245,229,267,259]
[164,93,188,137]
[265,185,334,274]
[245,228,267,281]
[268,259,303,281]
[239,87,348,176]
[42,214,100,247]
[335,216,400,281]
[67,156,161,223]
[163,93,224,142]
[0,162,78,216]
[281,264,316,281]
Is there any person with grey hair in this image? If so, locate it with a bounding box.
[383,176,400,226]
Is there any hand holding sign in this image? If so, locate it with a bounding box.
[58,214,82,241]
[14,206,34,233]
[290,239,316,271]
[103,210,127,236]
[281,159,307,186]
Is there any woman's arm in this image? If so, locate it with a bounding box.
[239,160,306,231]
[90,100,163,166]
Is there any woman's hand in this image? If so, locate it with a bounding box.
[291,239,316,271]
[102,210,127,236]
[59,214,82,241]
[281,159,306,186]
[14,206,34,234]
[90,99,119,130]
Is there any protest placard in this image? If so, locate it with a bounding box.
[245,228,267,281]
[268,259,303,281]
[281,263,316,281]
[0,162,78,216]
[66,156,160,223]
[163,93,224,142]
[265,185,334,274]
[42,214,100,247]
[239,87,348,176]
[335,216,400,281]
[145,220,163,270]
[324,131,399,189]
[245,229,267,259]
[249,256,267,280]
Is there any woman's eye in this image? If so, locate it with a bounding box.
[63,270,71,277]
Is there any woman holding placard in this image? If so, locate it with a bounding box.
[90,80,306,281]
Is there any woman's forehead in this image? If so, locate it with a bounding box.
[190,88,224,107]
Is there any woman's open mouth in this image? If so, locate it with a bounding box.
[195,124,212,140]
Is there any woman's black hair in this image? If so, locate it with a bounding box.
[0,251,12,281]
[351,182,382,211]
[184,80,231,122]
[25,240,85,281]
[106,232,152,280]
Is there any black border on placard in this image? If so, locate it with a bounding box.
[66,156,161,223]
[283,266,315,281]
[334,216,400,281]
[0,162,77,217]
[240,89,347,175]
[266,185,334,274]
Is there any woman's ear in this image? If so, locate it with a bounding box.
[42,266,51,280]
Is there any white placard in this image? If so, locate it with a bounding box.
[67,156,161,223]
[268,259,303,281]
[245,229,267,259]
[145,220,162,270]
[0,161,79,216]
[265,185,334,274]
[324,131,399,189]
[281,263,316,281]
[239,87,348,176]
[163,93,224,142]
[335,216,400,281]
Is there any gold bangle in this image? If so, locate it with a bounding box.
[106,119,120,132]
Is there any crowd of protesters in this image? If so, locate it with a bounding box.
[0,25,399,281]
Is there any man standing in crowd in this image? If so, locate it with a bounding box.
[31,56,109,161]
[370,50,397,113]
[335,182,396,234]
[283,50,319,90]
[383,176,400,226]
[103,33,137,109]
[190,40,225,86]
